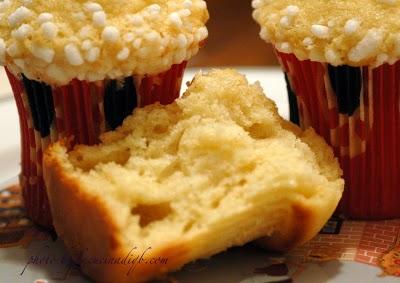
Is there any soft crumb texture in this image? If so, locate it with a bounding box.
[43,69,343,283]
[252,0,400,66]
[0,0,209,85]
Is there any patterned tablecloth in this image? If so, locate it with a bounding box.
[1,184,400,283]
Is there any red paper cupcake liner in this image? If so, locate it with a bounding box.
[277,51,400,219]
[139,61,187,106]
[5,62,187,228]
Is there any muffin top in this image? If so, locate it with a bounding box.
[0,0,209,85]
[252,0,400,67]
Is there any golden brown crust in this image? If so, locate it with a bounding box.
[44,144,194,282]
[257,196,338,251]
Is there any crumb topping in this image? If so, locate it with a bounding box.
[0,0,209,85]
[252,0,400,67]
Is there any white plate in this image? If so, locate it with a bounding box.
[0,68,12,100]
[0,98,20,183]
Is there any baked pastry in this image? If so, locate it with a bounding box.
[43,69,343,282]
[0,0,208,227]
[252,0,400,219]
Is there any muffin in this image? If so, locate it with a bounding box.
[43,69,343,282]
[252,0,400,219]
[0,0,209,228]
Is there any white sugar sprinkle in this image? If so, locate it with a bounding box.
[252,0,263,9]
[12,24,33,39]
[344,19,360,35]
[0,0,12,11]
[147,4,161,14]
[311,24,330,39]
[41,22,59,39]
[285,5,299,16]
[259,27,270,41]
[280,16,291,27]
[84,2,103,12]
[278,42,291,53]
[117,47,130,61]
[81,39,92,50]
[327,20,336,28]
[348,29,384,62]
[79,26,92,38]
[64,43,84,66]
[93,11,106,27]
[7,42,20,57]
[168,12,182,28]
[31,46,55,63]
[102,26,120,43]
[303,37,314,46]
[132,38,142,49]
[177,34,188,48]
[183,0,192,9]
[145,31,161,43]
[179,9,191,17]
[196,27,208,41]
[37,13,54,24]
[8,6,33,27]
[325,48,342,65]
[129,14,144,26]
[85,47,100,62]
[196,1,207,9]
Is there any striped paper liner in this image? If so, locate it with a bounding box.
[277,51,400,219]
[5,62,187,228]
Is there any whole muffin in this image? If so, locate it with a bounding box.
[0,0,209,228]
[253,0,400,219]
